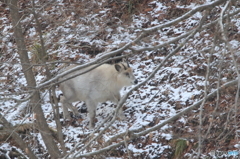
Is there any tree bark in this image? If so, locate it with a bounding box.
[31,0,67,154]
[7,0,61,158]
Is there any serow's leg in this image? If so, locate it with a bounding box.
[117,106,126,120]
[86,100,97,129]
[60,96,71,120]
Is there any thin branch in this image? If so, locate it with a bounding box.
[132,8,240,52]
[142,0,226,33]
[75,79,238,157]
[37,55,129,89]
[67,11,207,158]
[35,0,240,91]
[196,10,215,156]
[204,39,226,138]
[197,29,214,158]
[3,0,239,158]
[0,92,35,103]
[70,6,237,156]
[219,0,240,142]
[1,7,239,68]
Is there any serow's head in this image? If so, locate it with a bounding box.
[115,60,138,86]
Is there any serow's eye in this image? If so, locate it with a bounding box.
[125,72,130,77]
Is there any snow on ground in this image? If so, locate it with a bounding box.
[0,0,240,158]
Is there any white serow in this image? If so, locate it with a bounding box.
[59,60,138,128]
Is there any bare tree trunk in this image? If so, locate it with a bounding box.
[31,0,67,154]
[7,0,61,158]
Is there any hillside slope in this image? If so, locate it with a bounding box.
[0,0,240,158]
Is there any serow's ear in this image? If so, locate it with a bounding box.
[115,64,122,72]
